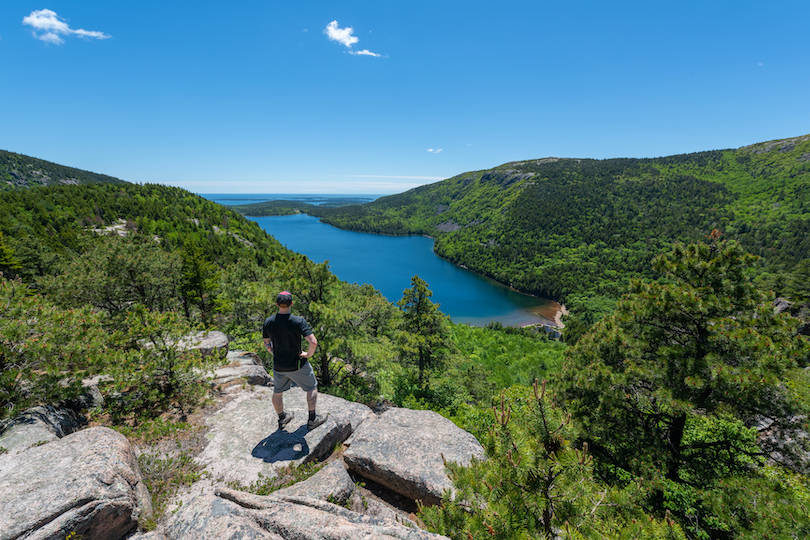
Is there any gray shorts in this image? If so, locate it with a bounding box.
[273,362,318,393]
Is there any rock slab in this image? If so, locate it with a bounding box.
[274,459,355,505]
[0,426,151,540]
[171,386,374,509]
[152,490,450,540]
[343,407,486,505]
[0,404,82,457]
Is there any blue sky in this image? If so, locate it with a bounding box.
[1,1,809,194]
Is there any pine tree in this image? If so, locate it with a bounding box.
[556,234,810,537]
[396,275,449,385]
[0,232,21,276]
[420,380,688,540]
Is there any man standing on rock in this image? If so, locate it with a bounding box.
[262,291,328,431]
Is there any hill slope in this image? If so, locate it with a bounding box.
[1,150,127,191]
[308,135,810,303]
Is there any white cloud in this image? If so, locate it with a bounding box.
[427,148,443,154]
[324,20,383,58]
[324,20,359,48]
[22,9,110,45]
[348,175,448,180]
[351,49,382,57]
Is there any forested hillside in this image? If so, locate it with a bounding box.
[0,149,127,191]
[303,135,810,317]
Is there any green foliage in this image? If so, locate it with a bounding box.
[179,237,221,326]
[228,196,372,217]
[111,417,195,445]
[450,323,566,390]
[396,275,451,385]
[0,182,288,280]
[138,448,203,530]
[105,306,216,422]
[786,259,810,302]
[0,278,111,419]
[556,237,810,538]
[421,381,688,540]
[38,235,182,323]
[0,232,21,275]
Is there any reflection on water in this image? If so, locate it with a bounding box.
[248,214,562,328]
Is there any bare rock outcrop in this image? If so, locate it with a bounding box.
[211,349,272,389]
[274,459,355,505]
[0,426,151,540]
[179,330,229,358]
[172,386,374,508]
[145,489,450,540]
[343,407,486,505]
[0,404,82,457]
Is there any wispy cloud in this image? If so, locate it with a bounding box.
[324,20,383,58]
[351,49,382,57]
[348,175,448,180]
[23,9,110,44]
[427,148,443,153]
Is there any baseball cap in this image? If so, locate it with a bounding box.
[276,291,293,306]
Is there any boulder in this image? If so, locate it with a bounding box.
[212,364,272,388]
[343,407,486,505]
[179,330,229,358]
[152,490,450,540]
[0,404,82,457]
[210,349,272,389]
[0,426,151,540]
[773,297,793,315]
[226,349,264,366]
[275,459,355,505]
[171,386,373,509]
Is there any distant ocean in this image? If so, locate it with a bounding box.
[198,194,383,206]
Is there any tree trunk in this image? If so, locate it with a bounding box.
[666,413,687,482]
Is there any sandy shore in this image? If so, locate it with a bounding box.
[553,304,569,328]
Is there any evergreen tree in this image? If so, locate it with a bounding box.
[0,278,111,419]
[396,275,449,385]
[179,238,221,326]
[38,235,182,324]
[0,232,20,276]
[556,234,810,537]
[421,381,688,540]
[787,259,810,302]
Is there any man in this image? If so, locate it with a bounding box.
[262,291,328,431]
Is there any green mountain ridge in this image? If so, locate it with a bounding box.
[288,134,810,305]
[1,149,127,192]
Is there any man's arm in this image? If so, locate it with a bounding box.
[263,337,273,354]
[301,333,318,359]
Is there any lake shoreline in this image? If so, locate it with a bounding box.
[304,214,570,329]
[233,210,561,329]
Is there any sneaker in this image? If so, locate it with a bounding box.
[278,411,294,431]
[307,412,329,430]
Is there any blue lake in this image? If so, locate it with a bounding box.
[200,194,562,327]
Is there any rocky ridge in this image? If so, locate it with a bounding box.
[0,333,484,540]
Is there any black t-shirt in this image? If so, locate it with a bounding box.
[262,313,314,372]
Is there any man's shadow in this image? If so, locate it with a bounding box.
[252,425,310,463]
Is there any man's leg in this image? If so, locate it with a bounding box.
[306,388,317,413]
[301,365,327,429]
[273,372,295,430]
[273,391,284,415]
